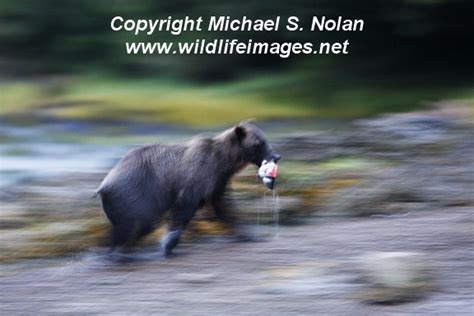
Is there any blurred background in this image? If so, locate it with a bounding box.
[0,0,473,314]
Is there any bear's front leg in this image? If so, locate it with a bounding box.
[160,229,183,256]
[160,202,198,256]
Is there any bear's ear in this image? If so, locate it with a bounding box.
[234,125,246,141]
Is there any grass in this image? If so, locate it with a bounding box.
[0,82,46,113]
[1,74,473,126]
[0,77,313,126]
[53,79,314,126]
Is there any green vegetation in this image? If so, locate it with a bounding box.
[0,77,311,126]
[1,83,46,113]
[2,1,473,81]
[1,1,473,125]
[2,75,473,126]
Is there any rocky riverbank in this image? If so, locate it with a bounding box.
[1,102,473,313]
[1,103,472,263]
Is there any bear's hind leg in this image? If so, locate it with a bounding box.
[109,223,132,248]
[101,191,158,249]
[110,220,154,249]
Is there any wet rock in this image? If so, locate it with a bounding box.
[355,113,457,145]
[322,185,423,216]
[276,104,473,162]
[258,262,355,296]
[175,273,217,284]
[357,252,436,303]
[0,205,32,229]
[275,132,362,162]
[322,153,474,216]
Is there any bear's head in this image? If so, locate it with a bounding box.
[233,121,281,167]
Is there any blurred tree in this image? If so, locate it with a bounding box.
[0,0,473,82]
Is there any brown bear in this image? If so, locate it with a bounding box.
[96,122,280,255]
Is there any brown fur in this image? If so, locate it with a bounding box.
[97,122,280,255]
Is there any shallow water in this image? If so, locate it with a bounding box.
[0,119,196,188]
[0,118,335,189]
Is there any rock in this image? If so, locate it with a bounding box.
[277,105,473,162]
[258,262,356,296]
[321,153,474,216]
[275,132,362,162]
[357,252,436,303]
[320,166,427,216]
[175,273,216,284]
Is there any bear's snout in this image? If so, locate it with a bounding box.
[271,153,281,162]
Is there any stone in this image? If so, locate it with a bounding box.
[357,251,436,303]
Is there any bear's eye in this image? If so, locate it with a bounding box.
[253,139,263,147]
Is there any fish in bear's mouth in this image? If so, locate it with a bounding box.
[257,159,279,190]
